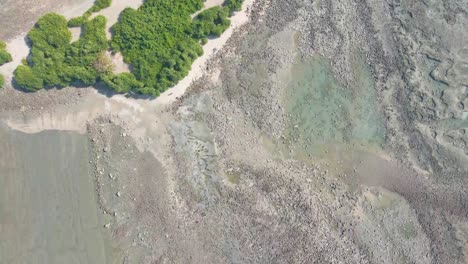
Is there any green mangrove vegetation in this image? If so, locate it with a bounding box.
[68,0,113,27]
[0,41,12,66]
[224,0,244,13]
[192,7,231,39]
[0,40,12,88]
[14,14,108,91]
[13,0,245,95]
[102,72,144,93]
[110,0,238,95]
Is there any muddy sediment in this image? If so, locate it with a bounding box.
[0,125,115,263]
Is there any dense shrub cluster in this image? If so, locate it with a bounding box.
[14,0,244,95]
[224,0,244,13]
[192,7,231,39]
[0,40,12,88]
[102,72,144,93]
[110,0,205,95]
[14,14,108,91]
[0,40,12,66]
[68,16,88,27]
[110,0,239,95]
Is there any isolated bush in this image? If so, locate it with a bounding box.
[224,0,243,13]
[90,0,112,12]
[0,74,4,88]
[0,40,12,65]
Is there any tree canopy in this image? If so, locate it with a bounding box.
[0,40,12,66]
[0,40,13,88]
[14,14,108,91]
[110,0,237,95]
[13,0,245,95]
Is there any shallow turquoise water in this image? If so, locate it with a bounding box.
[283,54,385,155]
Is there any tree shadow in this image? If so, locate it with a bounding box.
[93,81,156,100]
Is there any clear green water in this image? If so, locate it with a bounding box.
[282,54,385,156]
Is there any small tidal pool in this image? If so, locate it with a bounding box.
[282,54,386,157]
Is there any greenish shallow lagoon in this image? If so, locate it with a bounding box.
[0,126,116,264]
[282,54,386,157]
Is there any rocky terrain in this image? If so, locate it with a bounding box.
[0,0,467,263]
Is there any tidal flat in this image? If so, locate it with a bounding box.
[0,126,116,263]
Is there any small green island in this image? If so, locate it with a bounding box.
[0,40,13,88]
[14,0,244,96]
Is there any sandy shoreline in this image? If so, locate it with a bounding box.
[155,0,255,105]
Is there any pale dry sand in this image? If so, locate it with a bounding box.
[107,51,131,73]
[70,27,82,42]
[0,35,30,82]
